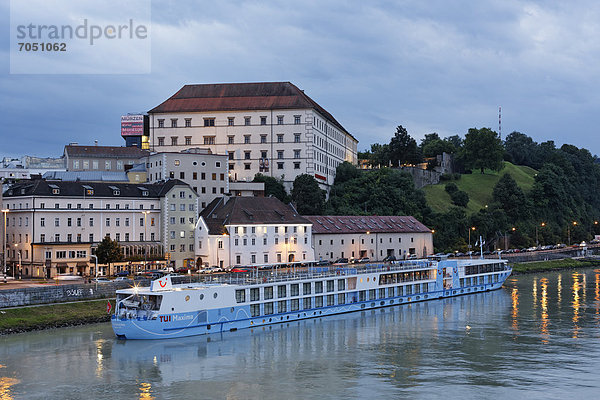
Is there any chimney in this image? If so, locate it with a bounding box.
[94,140,98,146]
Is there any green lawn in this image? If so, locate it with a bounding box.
[423,162,537,214]
[0,299,114,333]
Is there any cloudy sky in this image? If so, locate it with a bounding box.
[2,0,600,158]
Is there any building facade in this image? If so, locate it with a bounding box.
[144,149,229,210]
[2,179,197,277]
[195,196,313,268]
[64,144,148,172]
[303,215,433,262]
[146,82,358,190]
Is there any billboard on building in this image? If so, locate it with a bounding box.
[121,115,145,137]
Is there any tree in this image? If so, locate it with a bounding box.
[291,174,326,215]
[492,173,529,223]
[461,127,504,173]
[388,125,421,167]
[369,143,390,168]
[504,131,539,168]
[95,236,123,267]
[253,173,289,202]
[334,162,360,185]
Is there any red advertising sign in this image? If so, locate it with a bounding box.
[121,115,144,136]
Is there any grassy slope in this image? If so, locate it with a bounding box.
[423,162,537,214]
[512,258,599,274]
[0,299,114,333]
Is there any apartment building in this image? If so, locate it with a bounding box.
[2,179,197,277]
[147,82,358,190]
[303,215,433,261]
[195,196,313,268]
[144,148,228,210]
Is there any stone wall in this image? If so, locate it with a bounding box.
[0,282,131,308]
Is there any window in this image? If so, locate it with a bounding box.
[105,218,110,227]
[40,218,45,227]
[171,119,177,128]
[315,281,323,294]
[290,299,300,311]
[54,218,60,227]
[244,116,251,126]
[290,284,299,297]
[140,218,144,227]
[158,119,164,128]
[294,115,301,124]
[185,136,192,145]
[204,136,215,145]
[180,171,185,179]
[244,135,251,144]
[171,137,178,146]
[158,137,165,146]
[244,163,251,170]
[278,285,287,298]
[185,118,192,127]
[277,115,283,125]
[228,136,234,144]
[236,289,246,303]
[260,116,267,125]
[303,282,311,295]
[250,304,260,317]
[260,135,267,144]
[228,117,234,126]
[105,161,111,170]
[228,151,234,161]
[277,134,283,143]
[277,162,284,170]
[278,300,287,313]
[277,150,284,159]
[294,150,301,159]
[40,234,45,243]
[250,287,260,302]
[89,218,94,227]
[327,280,334,292]
[294,162,300,169]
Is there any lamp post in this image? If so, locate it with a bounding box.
[141,211,150,271]
[568,221,577,246]
[536,222,546,247]
[2,209,8,283]
[468,226,476,257]
[505,227,516,250]
[14,245,22,280]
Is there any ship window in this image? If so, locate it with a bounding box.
[315,296,323,308]
[250,304,260,317]
[314,281,323,294]
[278,300,287,313]
[277,285,287,298]
[290,299,299,311]
[337,279,345,291]
[250,287,260,302]
[290,284,299,297]
[235,289,246,303]
[326,280,334,292]
[264,286,273,300]
[338,293,345,304]
[264,302,274,315]
[302,282,311,295]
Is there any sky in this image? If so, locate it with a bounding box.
[2,0,600,159]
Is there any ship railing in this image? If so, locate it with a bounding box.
[197,260,436,286]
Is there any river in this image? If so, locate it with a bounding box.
[1,268,600,399]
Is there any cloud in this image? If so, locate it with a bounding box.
[1,0,600,157]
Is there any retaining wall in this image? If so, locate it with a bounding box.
[0,282,132,308]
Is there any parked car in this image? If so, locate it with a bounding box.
[91,277,111,283]
[407,254,418,260]
[230,267,251,273]
[358,257,370,263]
[382,255,396,262]
[316,260,330,266]
[332,258,349,264]
[114,271,129,277]
[114,277,132,283]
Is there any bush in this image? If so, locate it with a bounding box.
[445,182,459,194]
[451,190,469,207]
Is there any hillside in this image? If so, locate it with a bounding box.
[423,162,537,214]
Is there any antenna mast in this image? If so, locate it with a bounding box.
[498,106,502,140]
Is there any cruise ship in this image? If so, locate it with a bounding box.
[111,258,511,340]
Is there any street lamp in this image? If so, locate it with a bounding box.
[568,221,577,245]
[536,222,546,247]
[2,209,8,284]
[505,227,516,251]
[141,211,150,271]
[14,244,21,279]
[90,254,98,280]
[468,226,476,255]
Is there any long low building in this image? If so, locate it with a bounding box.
[303,215,433,261]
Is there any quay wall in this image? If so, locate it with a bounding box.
[0,282,132,308]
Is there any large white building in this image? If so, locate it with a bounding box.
[2,179,198,277]
[195,196,314,268]
[147,82,358,190]
[303,215,434,261]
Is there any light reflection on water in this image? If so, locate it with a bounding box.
[1,268,600,399]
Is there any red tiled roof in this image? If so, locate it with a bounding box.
[148,82,355,140]
[303,215,431,234]
[200,196,311,235]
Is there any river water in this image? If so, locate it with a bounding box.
[1,268,600,399]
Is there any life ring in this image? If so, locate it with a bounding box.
[453,267,457,274]
[262,277,267,283]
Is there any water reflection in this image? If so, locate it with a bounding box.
[540,278,549,343]
[2,268,600,398]
[0,377,19,400]
[572,272,581,339]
